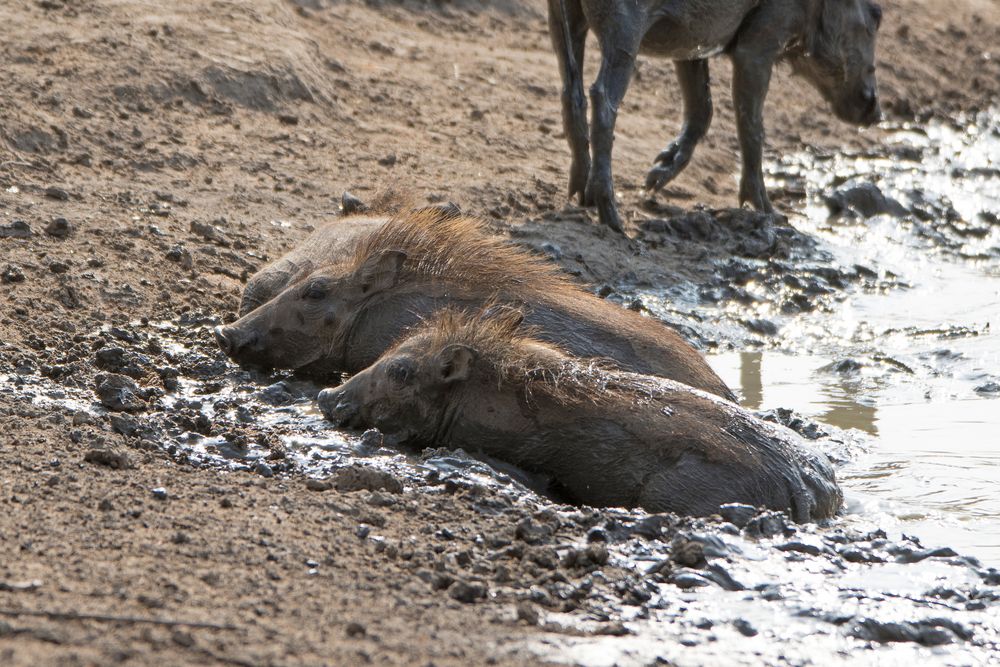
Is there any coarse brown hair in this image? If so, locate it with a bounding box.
[341,208,576,298]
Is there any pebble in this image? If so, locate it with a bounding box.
[83,448,132,470]
[95,373,147,412]
[305,478,334,492]
[1,264,26,284]
[345,622,366,638]
[515,601,540,625]
[151,487,168,500]
[0,220,32,238]
[448,580,487,603]
[718,503,756,528]
[44,186,70,201]
[732,618,758,637]
[45,217,72,237]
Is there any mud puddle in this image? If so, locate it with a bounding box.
[694,112,1000,563]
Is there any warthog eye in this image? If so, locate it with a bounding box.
[302,282,328,300]
[386,361,414,386]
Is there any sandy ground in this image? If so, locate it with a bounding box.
[1,0,998,664]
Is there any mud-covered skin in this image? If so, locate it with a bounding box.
[319,311,841,520]
[548,0,883,231]
[216,212,736,399]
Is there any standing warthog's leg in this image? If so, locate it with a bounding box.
[547,0,591,205]
[731,48,777,213]
[645,59,713,192]
[585,25,642,233]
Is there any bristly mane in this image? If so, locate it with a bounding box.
[406,307,672,407]
[341,208,576,296]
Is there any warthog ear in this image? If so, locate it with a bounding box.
[359,249,407,294]
[437,344,477,384]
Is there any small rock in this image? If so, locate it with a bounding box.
[95,373,147,412]
[586,526,609,543]
[110,414,139,437]
[514,518,553,545]
[305,478,333,492]
[257,381,295,406]
[335,465,403,494]
[377,153,397,167]
[45,218,72,237]
[278,114,299,125]
[733,618,758,637]
[254,461,274,478]
[44,186,70,201]
[1,264,25,284]
[824,182,908,219]
[98,498,114,511]
[83,448,132,470]
[358,428,384,451]
[515,601,539,625]
[165,245,193,270]
[595,621,631,636]
[151,487,168,501]
[49,261,70,274]
[718,503,756,528]
[0,220,32,239]
[671,570,712,589]
[776,540,823,556]
[743,511,790,539]
[974,381,1000,395]
[448,580,487,604]
[345,622,366,638]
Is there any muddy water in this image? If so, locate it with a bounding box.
[701,113,1000,562]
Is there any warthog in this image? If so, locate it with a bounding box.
[215,208,735,399]
[548,0,883,231]
[318,308,842,520]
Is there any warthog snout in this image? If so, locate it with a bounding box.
[214,325,259,359]
[317,387,357,426]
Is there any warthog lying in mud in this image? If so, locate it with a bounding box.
[548,0,883,231]
[318,308,842,520]
[215,208,735,399]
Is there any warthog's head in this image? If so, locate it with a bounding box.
[317,331,475,446]
[214,250,407,374]
[789,0,883,126]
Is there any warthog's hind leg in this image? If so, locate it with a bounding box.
[645,59,713,193]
